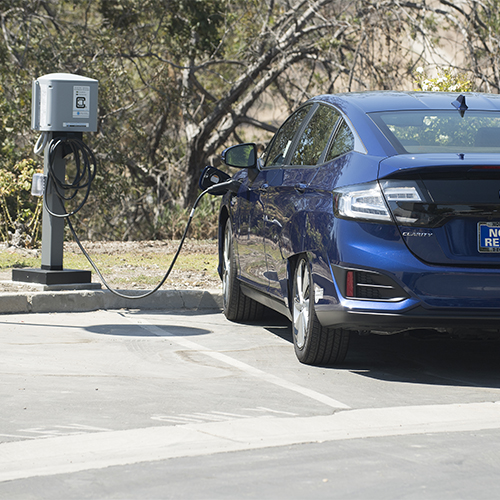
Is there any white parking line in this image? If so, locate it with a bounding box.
[2,401,500,482]
[125,314,351,410]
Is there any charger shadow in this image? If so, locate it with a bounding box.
[84,324,211,337]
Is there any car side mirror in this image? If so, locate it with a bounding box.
[221,143,257,169]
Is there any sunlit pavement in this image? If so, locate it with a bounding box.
[2,308,500,499]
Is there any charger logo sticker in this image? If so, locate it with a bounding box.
[73,86,90,118]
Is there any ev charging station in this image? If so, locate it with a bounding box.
[11,72,235,296]
[12,73,100,288]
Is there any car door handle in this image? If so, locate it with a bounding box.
[294,183,307,193]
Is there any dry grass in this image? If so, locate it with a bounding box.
[0,239,221,290]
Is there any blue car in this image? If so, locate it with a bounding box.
[208,91,500,366]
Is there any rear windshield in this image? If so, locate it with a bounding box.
[369,110,500,154]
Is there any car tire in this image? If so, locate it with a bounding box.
[292,256,349,366]
[222,218,264,321]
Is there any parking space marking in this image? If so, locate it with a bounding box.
[2,401,500,482]
[124,314,351,410]
[0,425,114,443]
[151,407,300,424]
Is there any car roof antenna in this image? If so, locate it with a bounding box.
[451,94,468,117]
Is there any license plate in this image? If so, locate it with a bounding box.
[478,222,500,253]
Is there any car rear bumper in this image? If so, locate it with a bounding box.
[314,219,500,333]
[316,302,500,334]
[316,263,500,333]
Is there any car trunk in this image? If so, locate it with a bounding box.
[379,154,500,265]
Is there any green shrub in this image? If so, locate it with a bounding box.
[0,159,42,247]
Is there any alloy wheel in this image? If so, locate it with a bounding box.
[293,258,310,350]
[222,222,231,307]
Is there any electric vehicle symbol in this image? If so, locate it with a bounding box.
[76,97,86,108]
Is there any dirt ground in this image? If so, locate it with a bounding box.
[0,240,222,293]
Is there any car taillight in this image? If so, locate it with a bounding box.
[380,180,425,225]
[333,181,392,222]
[334,180,428,224]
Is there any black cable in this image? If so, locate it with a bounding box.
[67,192,207,300]
[43,136,216,300]
[43,136,97,218]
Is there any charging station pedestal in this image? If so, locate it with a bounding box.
[12,73,100,289]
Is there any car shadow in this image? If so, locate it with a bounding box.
[258,315,500,389]
[345,333,500,389]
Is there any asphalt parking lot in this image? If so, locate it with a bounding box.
[2,300,500,499]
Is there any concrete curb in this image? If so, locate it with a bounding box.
[0,289,223,314]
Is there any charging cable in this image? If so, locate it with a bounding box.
[34,131,50,155]
[41,136,237,299]
[43,136,96,219]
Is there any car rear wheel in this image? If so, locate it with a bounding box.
[292,256,349,366]
[222,219,264,321]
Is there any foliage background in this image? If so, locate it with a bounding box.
[0,0,497,245]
